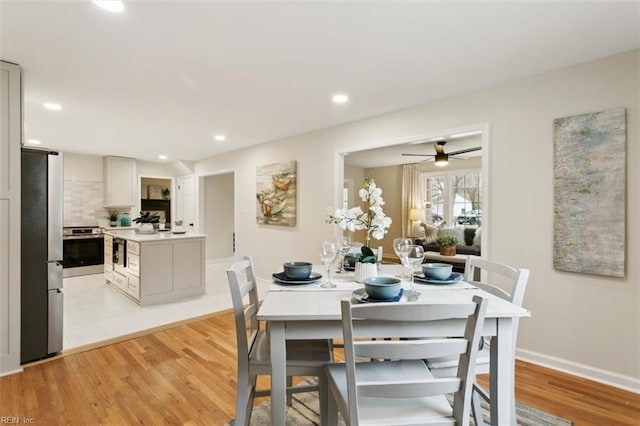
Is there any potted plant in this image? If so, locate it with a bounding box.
[162,187,170,200]
[326,178,392,282]
[108,210,119,227]
[436,233,458,256]
[133,211,160,232]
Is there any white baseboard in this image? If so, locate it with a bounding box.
[0,366,23,378]
[516,348,640,394]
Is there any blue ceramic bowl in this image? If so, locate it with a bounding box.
[283,261,313,279]
[363,276,402,300]
[421,263,453,280]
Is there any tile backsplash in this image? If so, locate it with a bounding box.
[64,180,137,227]
[63,180,106,226]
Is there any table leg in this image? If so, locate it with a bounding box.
[269,321,286,426]
[490,317,515,426]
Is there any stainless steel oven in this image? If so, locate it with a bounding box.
[62,226,104,277]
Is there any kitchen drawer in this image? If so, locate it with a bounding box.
[126,275,140,299]
[127,253,139,276]
[113,271,127,291]
[127,241,140,256]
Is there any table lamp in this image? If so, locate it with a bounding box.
[409,208,425,237]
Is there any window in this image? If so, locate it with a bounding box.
[420,170,481,226]
[423,176,445,221]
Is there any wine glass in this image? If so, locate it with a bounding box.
[393,238,412,277]
[405,245,424,301]
[336,236,352,273]
[320,241,339,288]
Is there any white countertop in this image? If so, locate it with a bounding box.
[104,229,206,242]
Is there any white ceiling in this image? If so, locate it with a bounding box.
[1,1,638,163]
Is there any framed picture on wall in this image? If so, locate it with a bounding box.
[256,161,297,227]
[553,107,626,277]
[148,184,162,200]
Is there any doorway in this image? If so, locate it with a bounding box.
[140,176,173,228]
[338,124,489,259]
[203,172,235,260]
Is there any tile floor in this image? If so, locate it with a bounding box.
[63,257,270,350]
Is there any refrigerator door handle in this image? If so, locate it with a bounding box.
[47,261,63,290]
[48,152,63,261]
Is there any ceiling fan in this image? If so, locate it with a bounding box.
[402,141,481,166]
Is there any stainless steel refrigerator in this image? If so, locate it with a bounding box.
[21,148,64,363]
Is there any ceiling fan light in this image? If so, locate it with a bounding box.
[434,153,448,166]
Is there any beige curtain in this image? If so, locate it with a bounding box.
[401,164,421,237]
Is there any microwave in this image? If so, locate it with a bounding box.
[113,237,127,267]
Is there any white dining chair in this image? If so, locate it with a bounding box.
[426,257,530,426]
[325,296,488,425]
[227,256,333,426]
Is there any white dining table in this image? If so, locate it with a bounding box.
[257,264,530,426]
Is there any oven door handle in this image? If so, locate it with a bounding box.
[63,236,105,240]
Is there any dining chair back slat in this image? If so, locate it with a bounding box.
[358,378,462,398]
[348,302,478,322]
[354,339,468,360]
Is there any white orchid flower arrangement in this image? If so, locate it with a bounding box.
[326,178,392,262]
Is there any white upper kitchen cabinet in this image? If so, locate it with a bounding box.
[104,156,137,207]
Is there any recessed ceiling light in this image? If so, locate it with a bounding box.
[332,94,349,104]
[214,134,226,141]
[93,1,125,13]
[158,154,168,160]
[27,139,42,145]
[43,102,62,111]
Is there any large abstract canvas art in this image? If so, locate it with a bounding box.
[256,161,297,227]
[553,108,626,277]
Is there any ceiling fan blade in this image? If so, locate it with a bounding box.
[448,146,481,156]
[401,153,435,157]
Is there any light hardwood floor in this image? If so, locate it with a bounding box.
[2,309,639,425]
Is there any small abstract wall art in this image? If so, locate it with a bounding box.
[256,161,297,227]
[553,108,626,277]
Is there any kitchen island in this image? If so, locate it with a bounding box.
[104,230,206,305]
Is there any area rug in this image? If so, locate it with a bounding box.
[226,378,573,426]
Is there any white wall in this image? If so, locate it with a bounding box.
[196,50,640,390]
[204,173,234,259]
[362,165,402,257]
[64,153,103,182]
[137,160,195,177]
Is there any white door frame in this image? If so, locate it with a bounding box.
[333,123,491,259]
[197,169,236,259]
[138,175,175,223]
